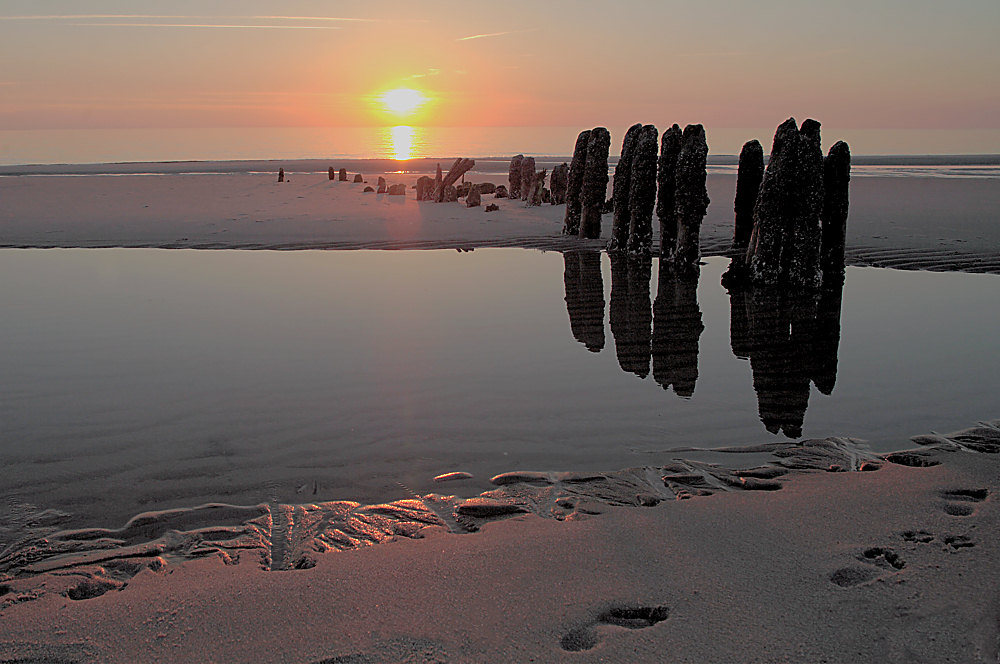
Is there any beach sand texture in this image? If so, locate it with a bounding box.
[2,168,1000,273]
[0,423,997,662]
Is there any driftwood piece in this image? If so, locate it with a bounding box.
[436,158,475,202]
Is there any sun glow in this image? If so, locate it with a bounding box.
[379,88,426,117]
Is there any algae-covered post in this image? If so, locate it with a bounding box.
[508,155,524,200]
[338,168,348,182]
[747,117,825,289]
[656,124,683,259]
[353,173,364,183]
[579,127,611,240]
[609,123,643,253]
[787,119,824,289]
[562,130,591,235]
[328,167,335,181]
[550,163,569,205]
[821,141,851,280]
[626,124,660,257]
[733,139,764,250]
[673,124,710,274]
[520,157,536,201]
[377,176,387,194]
[278,168,285,183]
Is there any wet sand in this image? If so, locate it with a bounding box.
[2,169,999,273]
[0,423,997,662]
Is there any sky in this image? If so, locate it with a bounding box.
[1,0,998,131]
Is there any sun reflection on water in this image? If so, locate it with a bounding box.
[384,125,421,160]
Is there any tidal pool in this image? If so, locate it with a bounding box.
[0,248,996,532]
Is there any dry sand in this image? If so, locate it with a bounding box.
[2,169,999,273]
[0,424,997,663]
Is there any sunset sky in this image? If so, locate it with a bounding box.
[1,0,998,131]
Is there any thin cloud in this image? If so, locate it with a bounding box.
[457,28,538,41]
[75,23,344,31]
[0,14,366,21]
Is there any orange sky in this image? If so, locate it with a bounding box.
[1,0,998,131]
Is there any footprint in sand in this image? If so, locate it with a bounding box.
[829,546,906,588]
[560,605,670,652]
[939,488,989,517]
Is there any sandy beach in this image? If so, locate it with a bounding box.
[0,422,997,663]
[2,165,999,274]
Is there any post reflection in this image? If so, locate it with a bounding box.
[652,264,704,398]
[561,252,845,437]
[563,251,605,352]
[610,256,653,378]
[726,281,844,438]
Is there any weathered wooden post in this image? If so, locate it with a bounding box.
[550,163,569,205]
[520,157,536,201]
[328,167,335,181]
[353,173,364,183]
[527,169,547,206]
[673,124,710,274]
[466,184,482,207]
[733,139,764,250]
[278,168,285,183]
[656,125,683,259]
[579,127,611,240]
[747,118,824,289]
[820,140,851,281]
[338,168,348,182]
[508,155,524,200]
[562,130,591,235]
[608,123,643,253]
[377,176,387,194]
[626,124,660,257]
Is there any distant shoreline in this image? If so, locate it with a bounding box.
[2,154,1000,177]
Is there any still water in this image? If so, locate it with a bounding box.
[0,249,997,530]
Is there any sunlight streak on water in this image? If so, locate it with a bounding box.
[385,125,419,161]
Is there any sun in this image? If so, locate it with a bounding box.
[379,88,427,117]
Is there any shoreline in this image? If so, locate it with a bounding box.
[1,420,996,662]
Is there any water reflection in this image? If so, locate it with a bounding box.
[384,125,419,160]
[563,251,605,352]
[727,282,844,437]
[652,264,704,398]
[610,256,653,378]
[562,252,844,436]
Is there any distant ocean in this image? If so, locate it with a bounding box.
[2,126,1000,166]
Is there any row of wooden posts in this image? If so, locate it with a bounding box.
[556,117,850,289]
